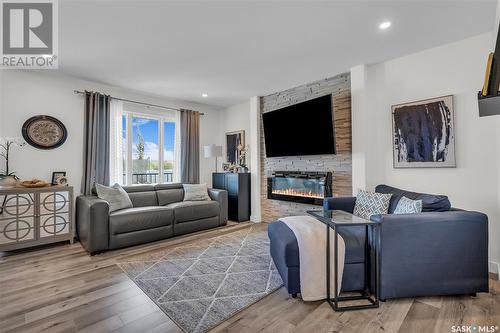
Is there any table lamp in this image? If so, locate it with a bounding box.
[203,144,223,172]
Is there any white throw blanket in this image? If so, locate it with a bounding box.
[280,215,345,301]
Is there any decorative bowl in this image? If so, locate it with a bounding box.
[20,180,49,188]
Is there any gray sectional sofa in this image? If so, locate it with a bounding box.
[76,183,228,254]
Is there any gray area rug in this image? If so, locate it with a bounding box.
[117,226,283,333]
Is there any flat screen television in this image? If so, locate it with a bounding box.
[262,94,336,157]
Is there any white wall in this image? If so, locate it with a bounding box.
[199,105,224,186]
[351,65,369,193]
[0,70,3,138]
[0,70,223,194]
[495,0,500,274]
[496,0,500,38]
[351,32,500,269]
[249,97,261,222]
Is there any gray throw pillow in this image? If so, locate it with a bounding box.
[183,183,211,201]
[393,196,423,214]
[95,183,133,213]
[353,189,392,220]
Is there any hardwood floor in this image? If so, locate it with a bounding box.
[1,222,499,333]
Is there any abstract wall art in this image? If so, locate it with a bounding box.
[226,130,245,164]
[392,95,455,168]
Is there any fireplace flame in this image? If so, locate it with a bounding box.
[272,188,324,199]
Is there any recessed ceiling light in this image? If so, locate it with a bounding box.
[202,93,208,98]
[379,21,391,30]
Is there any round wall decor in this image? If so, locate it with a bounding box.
[22,115,68,150]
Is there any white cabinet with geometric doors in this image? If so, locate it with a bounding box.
[0,186,74,251]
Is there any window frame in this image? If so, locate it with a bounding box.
[122,110,179,185]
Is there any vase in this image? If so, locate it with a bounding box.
[0,175,18,187]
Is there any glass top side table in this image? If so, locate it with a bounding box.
[307,209,380,311]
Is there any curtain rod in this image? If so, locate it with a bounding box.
[73,90,205,115]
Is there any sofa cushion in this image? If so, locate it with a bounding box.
[127,192,158,207]
[353,189,392,220]
[183,184,211,201]
[155,183,184,205]
[122,185,159,207]
[167,201,220,223]
[157,189,184,206]
[393,196,423,214]
[174,217,220,236]
[375,184,451,213]
[95,183,133,213]
[109,206,174,234]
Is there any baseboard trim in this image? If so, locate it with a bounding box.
[489,261,500,280]
[250,216,262,223]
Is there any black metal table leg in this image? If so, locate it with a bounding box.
[326,223,380,311]
[374,224,380,305]
[333,224,338,308]
[326,222,330,302]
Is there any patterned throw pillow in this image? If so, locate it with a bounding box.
[393,196,423,214]
[95,183,133,213]
[183,183,211,201]
[353,189,392,220]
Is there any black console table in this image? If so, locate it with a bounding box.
[212,173,250,222]
[308,209,380,311]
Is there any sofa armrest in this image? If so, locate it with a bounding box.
[76,195,110,254]
[208,188,228,226]
[323,196,356,213]
[370,211,489,298]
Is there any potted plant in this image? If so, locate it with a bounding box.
[237,144,249,173]
[0,137,26,187]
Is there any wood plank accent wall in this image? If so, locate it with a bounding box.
[259,73,352,222]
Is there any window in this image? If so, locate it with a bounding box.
[120,109,180,185]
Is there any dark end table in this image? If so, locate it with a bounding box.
[307,209,380,311]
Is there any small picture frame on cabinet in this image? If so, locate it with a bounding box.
[51,171,67,185]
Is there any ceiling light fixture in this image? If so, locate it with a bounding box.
[379,21,391,30]
[202,93,208,98]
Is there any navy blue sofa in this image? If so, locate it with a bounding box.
[268,185,489,300]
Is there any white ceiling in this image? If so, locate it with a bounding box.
[59,0,497,107]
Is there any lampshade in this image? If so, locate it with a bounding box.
[203,144,222,158]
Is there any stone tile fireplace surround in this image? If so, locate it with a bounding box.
[259,73,352,222]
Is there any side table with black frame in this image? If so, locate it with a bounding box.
[307,209,380,311]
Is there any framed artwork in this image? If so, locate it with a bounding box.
[51,171,66,185]
[392,95,455,168]
[226,130,245,164]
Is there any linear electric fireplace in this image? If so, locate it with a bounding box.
[267,171,332,205]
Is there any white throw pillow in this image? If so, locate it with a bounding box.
[353,189,392,220]
[183,183,211,201]
[95,183,133,213]
[393,196,423,214]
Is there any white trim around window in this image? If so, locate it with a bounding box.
[120,106,180,185]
